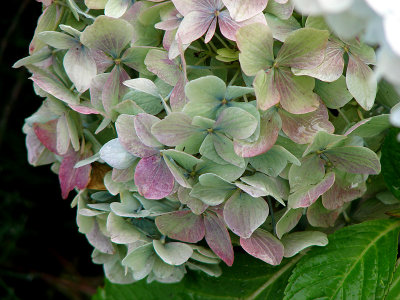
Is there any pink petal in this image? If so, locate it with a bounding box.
[240,228,284,265]
[222,0,268,22]
[33,119,59,154]
[155,210,205,243]
[134,155,175,200]
[204,212,234,266]
[176,11,214,44]
[59,148,92,199]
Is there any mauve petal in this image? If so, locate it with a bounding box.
[222,0,268,22]
[59,148,92,199]
[155,18,181,31]
[234,110,281,157]
[134,155,175,200]
[240,228,284,265]
[170,76,187,111]
[155,210,205,243]
[288,172,336,209]
[204,16,218,43]
[33,119,59,154]
[69,105,99,115]
[279,99,334,144]
[218,11,240,41]
[116,114,158,158]
[204,212,234,266]
[177,11,214,44]
[171,0,196,15]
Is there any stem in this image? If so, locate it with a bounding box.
[337,108,350,125]
[343,210,351,223]
[214,32,230,49]
[228,69,240,86]
[187,64,239,70]
[267,196,276,236]
[207,39,218,53]
[194,54,210,66]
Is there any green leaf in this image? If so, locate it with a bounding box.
[264,14,301,42]
[281,231,328,257]
[346,54,377,111]
[213,133,246,168]
[183,76,226,118]
[303,131,347,157]
[253,69,280,111]
[13,47,52,68]
[324,146,381,175]
[162,149,202,172]
[80,16,133,57]
[345,114,391,138]
[214,107,258,140]
[382,128,400,200]
[153,240,193,266]
[237,23,274,76]
[93,252,302,300]
[250,145,300,177]
[284,219,400,300]
[314,76,353,109]
[276,28,329,69]
[289,155,325,192]
[38,31,79,49]
[387,259,400,300]
[275,208,303,239]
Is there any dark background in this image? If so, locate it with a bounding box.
[0,1,103,299]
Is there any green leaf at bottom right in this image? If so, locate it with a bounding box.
[284,219,400,300]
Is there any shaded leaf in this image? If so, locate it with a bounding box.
[284,219,400,299]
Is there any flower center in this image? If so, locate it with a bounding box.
[214,10,220,17]
[221,98,228,105]
[207,128,214,133]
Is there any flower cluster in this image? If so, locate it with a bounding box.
[15,0,391,284]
